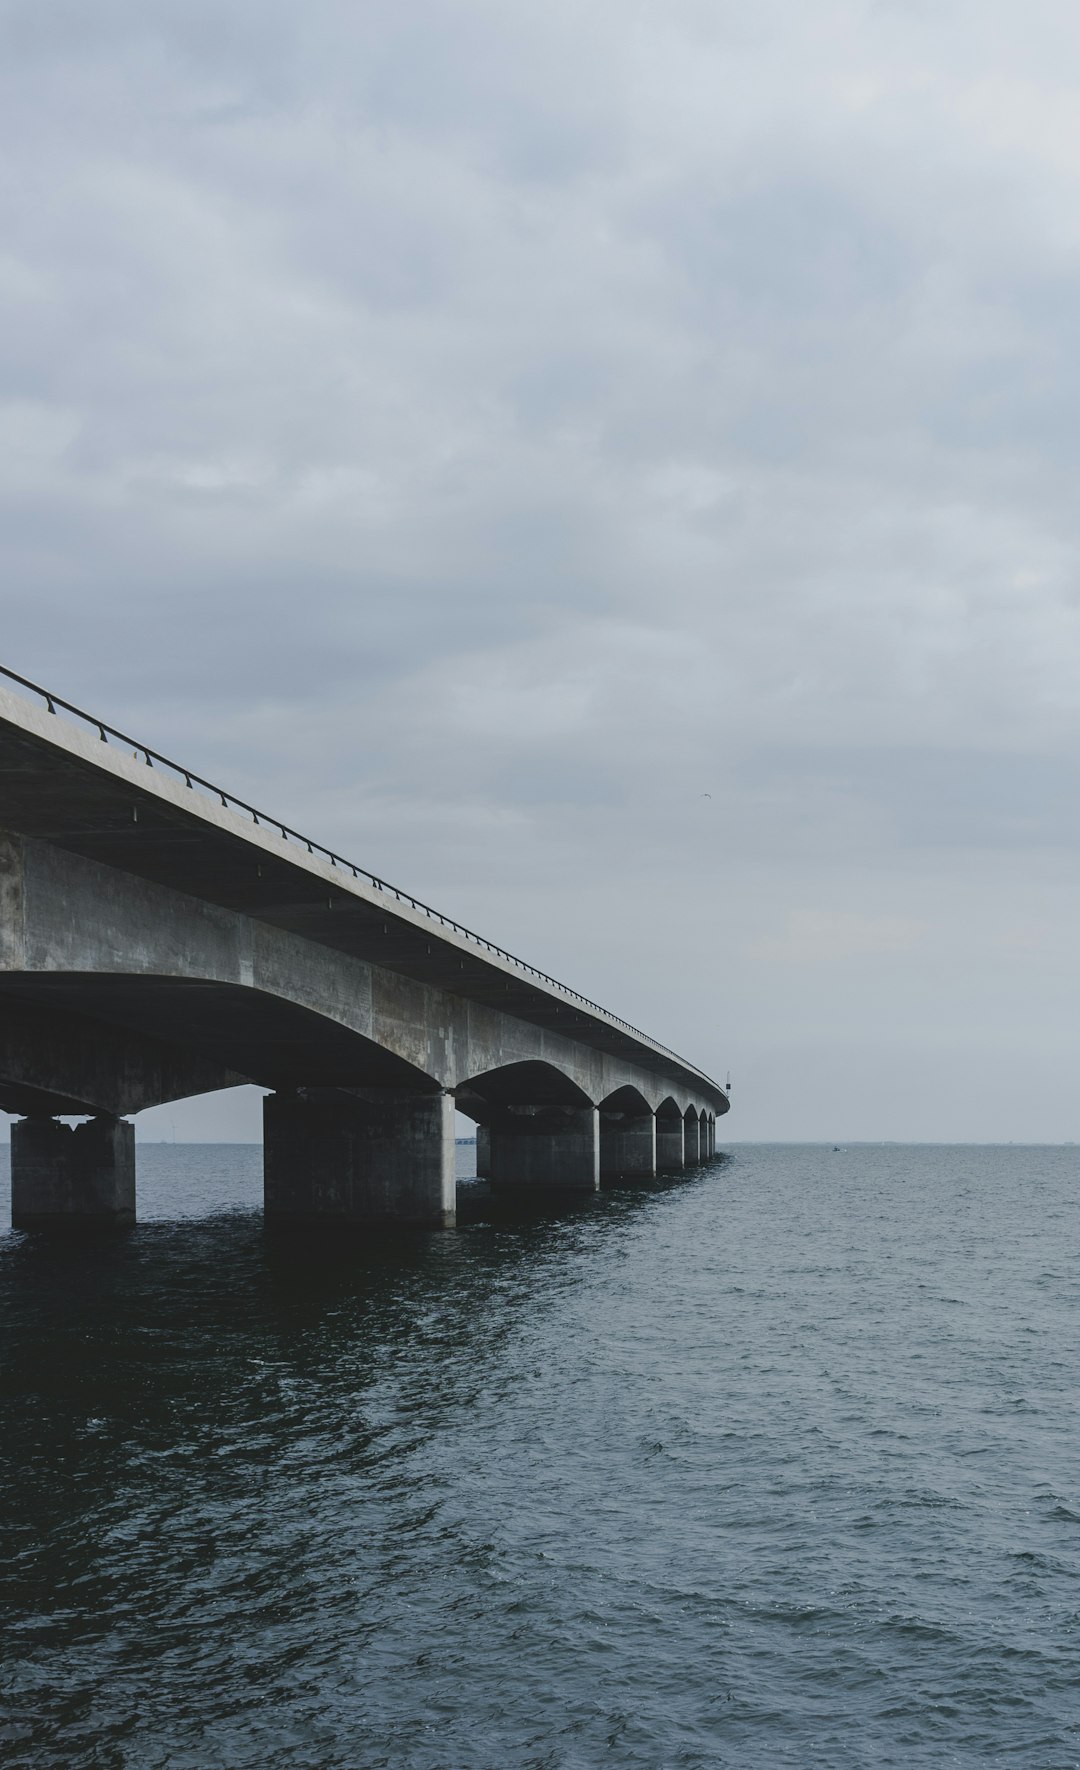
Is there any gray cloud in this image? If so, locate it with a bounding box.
[3,0,1080,1139]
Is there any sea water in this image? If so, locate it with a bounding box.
[1,1143,1078,1768]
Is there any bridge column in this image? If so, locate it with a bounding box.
[684,1114,701,1164]
[475,1124,491,1179]
[488,1105,599,1193]
[11,1115,135,1230]
[656,1112,684,1171]
[263,1089,455,1229]
[599,1109,656,1182]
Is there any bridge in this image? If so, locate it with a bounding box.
[0,667,729,1230]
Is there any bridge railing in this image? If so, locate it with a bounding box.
[0,663,710,1081]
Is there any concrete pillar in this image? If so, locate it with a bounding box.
[263,1089,455,1228]
[656,1114,684,1171]
[488,1104,599,1193]
[11,1116,135,1230]
[704,1115,714,1158]
[475,1124,491,1179]
[684,1115,701,1164]
[600,1110,656,1182]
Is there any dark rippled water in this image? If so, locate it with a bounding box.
[2,1142,1079,1768]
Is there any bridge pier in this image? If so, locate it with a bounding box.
[488,1104,599,1194]
[11,1115,135,1230]
[599,1109,656,1182]
[263,1089,455,1228]
[656,1112,684,1171]
[684,1114,702,1165]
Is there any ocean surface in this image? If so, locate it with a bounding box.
[2,1142,1079,1769]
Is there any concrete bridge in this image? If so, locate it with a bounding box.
[0,669,729,1231]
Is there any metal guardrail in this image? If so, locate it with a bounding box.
[0,662,712,1081]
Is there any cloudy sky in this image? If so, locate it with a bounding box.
[4,0,1080,1140]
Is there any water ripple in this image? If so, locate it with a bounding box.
[2,1143,1080,1766]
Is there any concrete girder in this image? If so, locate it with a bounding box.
[0,992,249,1118]
[0,831,729,1124]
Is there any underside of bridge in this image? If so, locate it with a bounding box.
[3,1002,722,1228]
[0,938,726,1232]
[0,973,439,1114]
[1,954,725,1230]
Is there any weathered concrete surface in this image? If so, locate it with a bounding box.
[11,1115,134,1229]
[0,994,246,1118]
[487,1105,600,1193]
[264,1089,455,1228]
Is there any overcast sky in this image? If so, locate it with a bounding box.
[5,0,1080,1141]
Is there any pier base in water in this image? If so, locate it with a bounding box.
[263,1088,456,1228]
[11,1115,135,1230]
[684,1116,701,1165]
[599,1110,656,1182]
[656,1114,685,1172]
[487,1104,600,1194]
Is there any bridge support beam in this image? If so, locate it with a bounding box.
[656,1115,684,1171]
[11,1115,135,1230]
[263,1089,455,1229]
[488,1105,599,1193]
[599,1110,656,1182]
[684,1116,701,1164]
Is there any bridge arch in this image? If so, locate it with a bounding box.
[598,1083,652,1115]
[454,1059,593,1120]
[0,972,442,1116]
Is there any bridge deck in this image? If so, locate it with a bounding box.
[0,676,725,1108]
